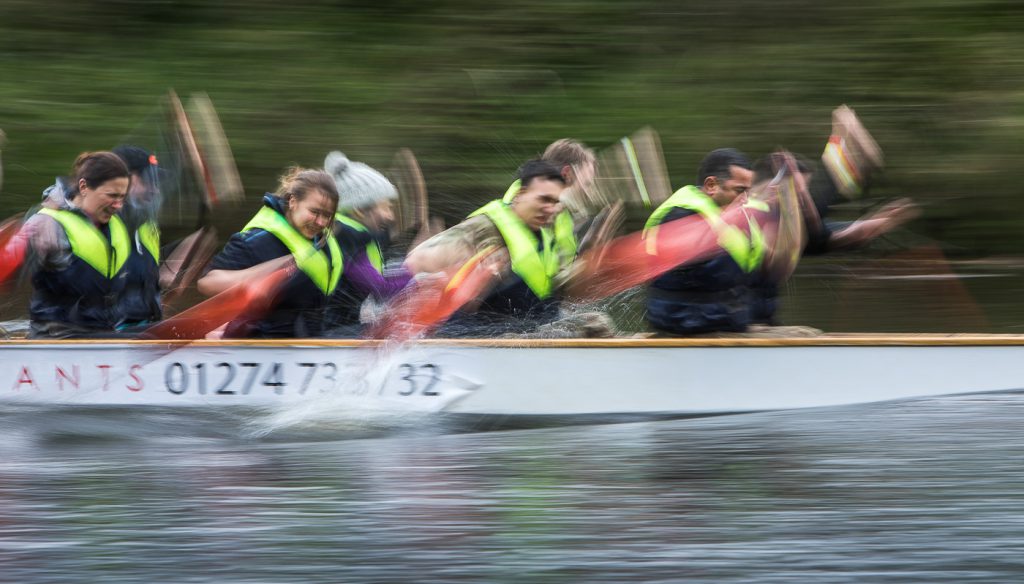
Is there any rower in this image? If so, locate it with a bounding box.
[748,107,919,327]
[643,148,765,335]
[468,139,597,272]
[24,152,131,338]
[111,145,164,329]
[197,168,342,338]
[407,159,570,336]
[323,151,414,335]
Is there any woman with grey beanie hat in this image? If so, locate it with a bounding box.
[323,151,414,333]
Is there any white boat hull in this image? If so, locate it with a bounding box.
[0,336,1020,416]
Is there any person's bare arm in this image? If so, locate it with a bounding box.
[405,221,482,275]
[829,198,919,250]
[196,255,291,297]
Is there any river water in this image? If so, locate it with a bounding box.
[3,391,1024,583]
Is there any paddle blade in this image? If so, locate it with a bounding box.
[757,152,807,283]
[144,264,295,340]
[566,205,769,301]
[0,214,29,285]
[586,127,673,214]
[160,226,219,310]
[186,93,245,206]
[388,147,428,236]
[371,247,502,340]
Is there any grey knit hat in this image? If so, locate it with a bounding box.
[324,151,398,211]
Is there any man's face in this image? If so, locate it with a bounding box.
[706,165,753,206]
[512,177,563,230]
[128,171,159,205]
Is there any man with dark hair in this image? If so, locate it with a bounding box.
[111,144,164,328]
[408,159,610,336]
[642,148,764,335]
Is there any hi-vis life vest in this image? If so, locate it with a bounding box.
[470,180,577,269]
[642,185,768,273]
[476,200,559,299]
[242,206,343,295]
[136,220,160,264]
[37,208,130,278]
[335,213,383,274]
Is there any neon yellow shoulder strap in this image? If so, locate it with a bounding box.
[242,206,343,295]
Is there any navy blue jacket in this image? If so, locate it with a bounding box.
[646,208,756,334]
[30,212,128,333]
[208,196,341,338]
[120,228,162,326]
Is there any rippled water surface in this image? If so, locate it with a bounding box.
[3,393,1024,583]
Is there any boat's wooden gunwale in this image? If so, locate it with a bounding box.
[1,333,1024,348]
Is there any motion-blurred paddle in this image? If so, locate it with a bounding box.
[370,246,503,340]
[0,213,28,285]
[143,256,296,340]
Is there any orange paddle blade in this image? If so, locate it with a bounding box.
[372,247,501,340]
[0,214,29,285]
[567,205,770,301]
[144,264,295,340]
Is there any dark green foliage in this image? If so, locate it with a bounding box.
[1,0,1023,253]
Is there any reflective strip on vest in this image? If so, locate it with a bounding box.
[479,200,558,299]
[642,185,765,273]
[37,208,130,278]
[137,220,161,265]
[336,213,383,274]
[242,206,343,295]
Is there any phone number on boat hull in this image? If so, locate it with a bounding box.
[163,361,443,398]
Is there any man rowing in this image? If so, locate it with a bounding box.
[407,159,615,337]
[110,145,164,329]
[642,148,765,335]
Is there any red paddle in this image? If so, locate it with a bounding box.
[371,246,502,340]
[0,214,29,285]
[565,204,766,301]
[143,261,296,340]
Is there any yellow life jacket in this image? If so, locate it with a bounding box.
[642,185,766,273]
[37,208,130,278]
[242,206,343,295]
[335,213,384,274]
[477,200,559,299]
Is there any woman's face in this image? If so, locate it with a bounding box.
[78,177,129,224]
[286,189,337,240]
[354,200,395,232]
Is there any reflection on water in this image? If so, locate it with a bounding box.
[2,394,1024,582]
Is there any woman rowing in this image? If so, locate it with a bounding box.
[323,151,413,335]
[24,152,132,338]
[197,167,342,338]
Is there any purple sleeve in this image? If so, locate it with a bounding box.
[344,250,413,299]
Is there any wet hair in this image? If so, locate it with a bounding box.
[274,167,340,206]
[517,159,566,189]
[696,148,751,187]
[543,139,595,176]
[70,151,130,193]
